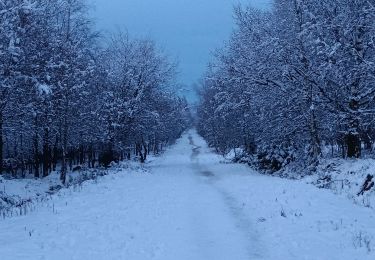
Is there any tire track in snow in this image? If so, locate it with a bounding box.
[188,133,265,259]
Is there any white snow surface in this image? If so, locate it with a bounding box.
[1,130,374,259]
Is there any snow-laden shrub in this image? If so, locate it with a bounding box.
[308,158,375,208]
[227,144,297,174]
[98,149,120,168]
[230,148,254,164]
[256,144,296,173]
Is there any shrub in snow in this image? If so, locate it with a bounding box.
[256,144,296,173]
[353,231,373,253]
[230,149,253,165]
[307,159,375,208]
[358,175,375,196]
[99,150,120,168]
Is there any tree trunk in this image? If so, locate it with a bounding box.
[53,136,58,171]
[308,109,321,170]
[347,98,361,158]
[60,147,67,185]
[0,112,3,175]
[60,113,68,185]
[33,133,39,178]
[347,133,361,158]
[88,144,93,168]
[345,26,364,159]
[42,127,50,177]
[142,140,147,163]
[20,134,25,177]
[136,139,148,163]
[33,113,40,178]
[79,144,84,165]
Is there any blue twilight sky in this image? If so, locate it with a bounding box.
[87,0,271,100]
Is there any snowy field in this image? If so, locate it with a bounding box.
[0,130,374,260]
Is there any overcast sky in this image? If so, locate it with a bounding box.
[87,0,271,100]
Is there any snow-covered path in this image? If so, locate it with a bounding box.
[0,130,254,260]
[1,130,374,259]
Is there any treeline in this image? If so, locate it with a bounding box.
[0,0,191,183]
[197,0,375,173]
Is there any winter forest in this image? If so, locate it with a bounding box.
[0,0,191,183]
[2,0,375,259]
[198,1,375,173]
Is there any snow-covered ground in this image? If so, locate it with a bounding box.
[311,158,375,209]
[0,161,144,218]
[0,130,374,259]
